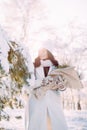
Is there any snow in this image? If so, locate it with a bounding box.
[0,1,87,129]
[0,27,10,73]
[0,0,87,80]
[0,108,25,130]
[0,108,87,130]
[65,110,87,130]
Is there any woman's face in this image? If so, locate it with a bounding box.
[38,48,48,60]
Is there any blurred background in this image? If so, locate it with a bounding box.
[0,0,87,130]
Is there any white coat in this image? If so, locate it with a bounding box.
[25,64,68,130]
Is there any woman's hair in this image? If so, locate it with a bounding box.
[34,48,59,68]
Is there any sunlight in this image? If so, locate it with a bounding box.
[29,42,43,61]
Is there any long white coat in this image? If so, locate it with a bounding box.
[25,64,68,130]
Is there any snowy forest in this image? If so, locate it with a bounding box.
[0,0,87,130]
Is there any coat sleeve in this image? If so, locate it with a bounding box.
[31,79,42,89]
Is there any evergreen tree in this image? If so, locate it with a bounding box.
[0,41,31,120]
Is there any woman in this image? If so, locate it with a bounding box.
[25,48,68,130]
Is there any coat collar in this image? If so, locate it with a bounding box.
[36,65,53,79]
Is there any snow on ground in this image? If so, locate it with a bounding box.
[0,108,25,130]
[65,110,87,130]
[0,108,87,130]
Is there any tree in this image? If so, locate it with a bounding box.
[0,27,32,120]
